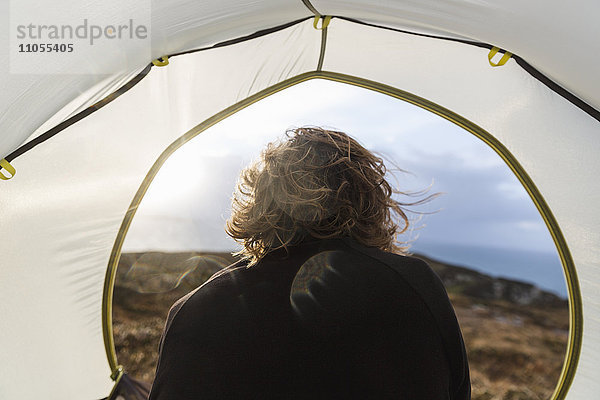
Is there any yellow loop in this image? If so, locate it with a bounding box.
[313,15,332,30]
[488,46,512,67]
[0,159,16,180]
[152,55,169,67]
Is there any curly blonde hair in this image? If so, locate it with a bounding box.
[226,127,431,266]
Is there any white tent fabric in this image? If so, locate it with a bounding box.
[1,1,599,399]
[313,0,600,109]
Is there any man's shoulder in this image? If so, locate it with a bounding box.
[332,237,440,285]
[329,239,470,398]
[308,238,456,329]
[290,239,440,325]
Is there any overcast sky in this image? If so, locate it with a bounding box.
[122,79,566,295]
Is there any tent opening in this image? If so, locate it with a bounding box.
[110,79,571,399]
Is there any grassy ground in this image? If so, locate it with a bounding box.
[113,251,568,399]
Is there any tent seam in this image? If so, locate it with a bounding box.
[168,17,311,58]
[513,56,599,122]
[4,63,152,163]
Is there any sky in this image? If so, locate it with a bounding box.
[121,79,566,296]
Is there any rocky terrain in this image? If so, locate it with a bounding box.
[113,251,569,400]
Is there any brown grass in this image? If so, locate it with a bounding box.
[113,252,569,399]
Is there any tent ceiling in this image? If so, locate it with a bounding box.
[312,0,600,110]
[1,0,599,160]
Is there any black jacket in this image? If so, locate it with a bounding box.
[148,237,471,399]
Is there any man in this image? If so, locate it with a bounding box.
[148,127,471,399]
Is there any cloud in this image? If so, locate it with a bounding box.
[123,79,557,255]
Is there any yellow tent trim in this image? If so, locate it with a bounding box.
[0,158,16,180]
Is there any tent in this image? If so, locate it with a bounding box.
[1,0,598,398]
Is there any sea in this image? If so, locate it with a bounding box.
[410,241,568,299]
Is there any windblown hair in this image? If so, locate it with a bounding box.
[226,127,432,266]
